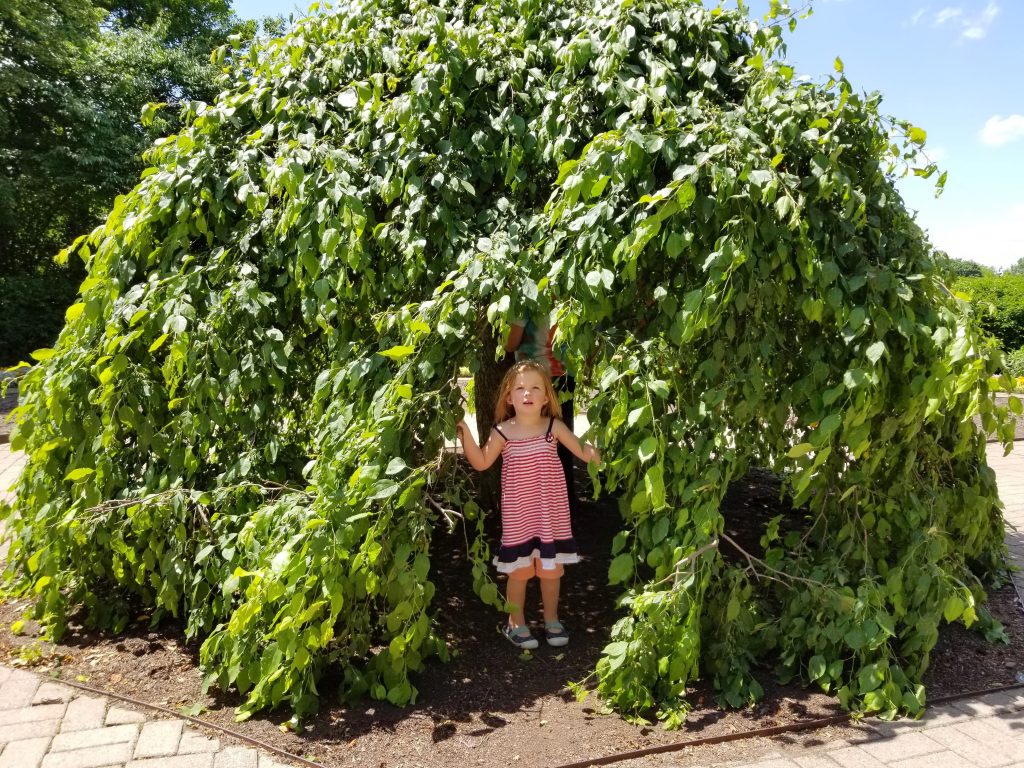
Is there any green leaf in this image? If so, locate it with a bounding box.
[865,341,886,364]
[378,345,415,360]
[638,436,658,463]
[787,443,814,458]
[179,702,206,717]
[608,554,634,585]
[676,181,696,210]
[149,333,170,353]
[808,654,826,681]
[65,468,94,482]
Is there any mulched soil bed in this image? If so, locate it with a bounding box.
[2,467,1022,768]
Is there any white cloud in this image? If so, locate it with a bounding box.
[980,115,1024,147]
[908,8,927,25]
[931,2,999,39]
[924,202,1024,270]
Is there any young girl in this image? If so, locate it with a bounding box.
[457,360,600,650]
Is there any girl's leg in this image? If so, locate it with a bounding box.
[506,575,529,628]
[539,575,561,624]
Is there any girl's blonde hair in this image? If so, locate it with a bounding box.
[494,360,564,423]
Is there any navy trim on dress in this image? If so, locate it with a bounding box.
[496,536,578,564]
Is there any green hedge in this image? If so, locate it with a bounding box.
[1006,346,1024,380]
[954,275,1024,353]
[0,274,78,367]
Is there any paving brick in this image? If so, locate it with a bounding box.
[0,667,12,687]
[926,724,1012,767]
[40,741,134,768]
[59,696,107,733]
[822,745,888,768]
[964,708,1024,740]
[858,731,945,762]
[106,707,147,725]
[177,731,219,754]
[127,756,215,768]
[51,723,139,752]
[33,683,76,706]
[864,718,920,740]
[917,704,975,730]
[0,719,60,746]
[212,747,258,768]
[133,721,183,759]
[4,703,67,725]
[0,669,41,709]
[731,760,800,768]
[0,736,51,768]
[953,697,1015,718]
[890,750,984,768]
[792,757,842,768]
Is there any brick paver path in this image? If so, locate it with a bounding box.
[0,440,1021,768]
[0,668,298,768]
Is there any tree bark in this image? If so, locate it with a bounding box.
[473,323,513,512]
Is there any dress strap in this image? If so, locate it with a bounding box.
[545,416,555,442]
[493,424,509,440]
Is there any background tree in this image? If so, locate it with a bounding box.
[938,255,991,278]
[2,0,1019,728]
[0,0,267,365]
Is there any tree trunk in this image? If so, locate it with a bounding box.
[473,323,513,512]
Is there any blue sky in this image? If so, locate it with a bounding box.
[231,0,1023,269]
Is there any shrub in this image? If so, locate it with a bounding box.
[1005,346,1024,380]
[954,275,1024,352]
[1,0,1014,728]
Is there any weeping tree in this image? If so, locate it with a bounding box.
[2,0,1020,727]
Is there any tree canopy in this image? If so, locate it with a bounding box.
[0,0,251,278]
[2,0,1019,727]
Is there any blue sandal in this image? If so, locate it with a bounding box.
[545,620,569,647]
[501,623,539,650]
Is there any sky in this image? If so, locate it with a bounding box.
[231,0,1023,269]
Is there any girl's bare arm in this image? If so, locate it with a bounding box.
[552,420,601,464]
[456,420,505,471]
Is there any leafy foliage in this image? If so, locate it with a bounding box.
[0,0,245,277]
[2,0,1018,728]
[954,275,1024,353]
[0,275,78,366]
[1004,347,1024,380]
[939,255,991,278]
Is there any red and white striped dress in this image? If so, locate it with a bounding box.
[493,418,579,573]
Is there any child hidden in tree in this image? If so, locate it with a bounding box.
[456,361,601,649]
[505,315,579,512]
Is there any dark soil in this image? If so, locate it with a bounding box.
[2,467,1022,768]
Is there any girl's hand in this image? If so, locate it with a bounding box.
[583,444,601,465]
[456,420,467,440]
